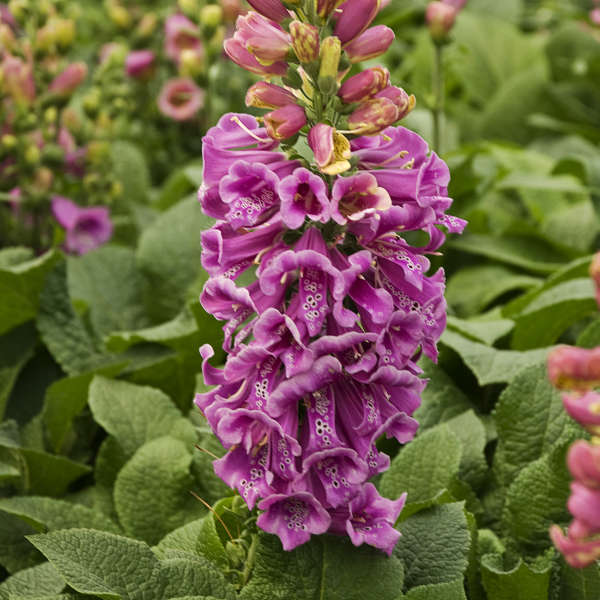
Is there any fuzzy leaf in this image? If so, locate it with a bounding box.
[0,562,65,599]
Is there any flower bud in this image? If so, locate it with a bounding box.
[54,18,75,47]
[568,481,600,530]
[347,97,399,135]
[562,391,600,435]
[592,8,600,26]
[24,144,40,165]
[224,38,287,76]
[0,24,16,51]
[568,441,600,489]
[125,50,155,79]
[49,62,87,97]
[550,522,600,569]
[0,3,16,28]
[344,25,394,63]
[107,1,131,28]
[44,106,57,123]
[290,21,319,63]
[179,0,200,15]
[165,14,202,63]
[1,54,35,105]
[426,1,457,43]
[590,253,600,308]
[136,13,159,38]
[548,346,600,391]
[308,123,351,175]
[333,0,380,45]
[245,0,288,22]
[264,104,307,140]
[179,48,204,77]
[157,77,205,121]
[245,81,295,109]
[338,67,389,104]
[200,4,223,28]
[1,134,17,148]
[32,166,54,192]
[375,85,415,120]
[318,36,341,94]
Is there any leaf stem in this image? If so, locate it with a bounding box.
[432,43,444,155]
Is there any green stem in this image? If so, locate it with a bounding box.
[432,43,444,155]
[241,533,258,586]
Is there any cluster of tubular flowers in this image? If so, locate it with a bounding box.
[549,254,600,568]
[195,0,465,554]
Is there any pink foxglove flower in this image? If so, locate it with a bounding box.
[165,14,203,63]
[48,62,87,97]
[344,26,394,63]
[51,196,113,255]
[158,78,204,121]
[125,49,155,79]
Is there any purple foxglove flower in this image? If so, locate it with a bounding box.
[278,167,330,229]
[592,8,600,25]
[426,1,458,41]
[338,67,390,104]
[165,14,202,63]
[568,481,600,530]
[348,97,400,135]
[125,49,155,79]
[344,483,406,556]
[375,86,416,121]
[245,81,296,109]
[1,54,35,104]
[331,172,391,224]
[58,127,86,178]
[157,77,204,121]
[562,391,600,436]
[224,37,288,76]
[307,124,351,176]
[219,160,280,229]
[333,0,381,44]
[257,493,331,550]
[51,196,113,255]
[48,62,87,97]
[568,441,600,489]
[550,522,600,569]
[344,25,394,63]
[264,104,307,141]
[289,21,320,63]
[245,0,289,22]
[231,12,290,67]
[548,346,600,391]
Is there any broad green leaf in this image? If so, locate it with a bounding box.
[480,552,552,600]
[0,246,34,268]
[37,263,113,376]
[239,533,404,600]
[0,562,65,599]
[380,425,462,517]
[196,515,228,570]
[20,449,91,497]
[440,330,551,386]
[446,411,487,491]
[0,322,36,420]
[577,318,600,348]
[191,432,231,506]
[88,376,196,458]
[448,235,567,275]
[93,435,127,520]
[510,279,597,350]
[542,200,598,254]
[114,436,203,545]
[67,246,151,338]
[111,140,150,207]
[394,503,470,591]
[136,196,214,322]
[403,579,466,600]
[27,529,161,600]
[558,558,600,599]
[494,363,581,488]
[413,360,474,431]
[446,265,540,317]
[502,444,571,555]
[0,511,40,573]
[0,496,120,534]
[0,249,61,335]
[497,173,587,194]
[154,518,204,559]
[447,316,514,346]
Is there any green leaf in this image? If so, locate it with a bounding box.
[379,425,462,517]
[240,533,404,600]
[558,558,600,599]
[480,552,552,600]
[67,246,151,338]
[394,503,470,591]
[0,322,37,420]
[27,529,161,600]
[510,278,597,350]
[576,318,600,348]
[0,496,120,534]
[448,235,567,275]
[195,515,228,569]
[37,263,113,376]
[403,579,466,600]
[446,411,487,491]
[440,330,551,386]
[89,376,196,457]
[111,140,150,207]
[501,444,571,555]
[0,511,40,573]
[191,432,230,506]
[0,246,34,268]
[494,363,581,488]
[113,436,203,545]
[136,196,214,322]
[447,315,514,346]
[497,173,588,194]
[154,518,204,559]
[413,360,474,431]
[0,249,61,335]
[446,265,540,317]
[20,450,91,497]
[0,562,65,600]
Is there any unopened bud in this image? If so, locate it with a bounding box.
[344,25,394,63]
[548,346,600,391]
[55,18,76,47]
[24,144,40,165]
[347,97,399,134]
[245,81,295,109]
[568,441,600,489]
[200,4,223,27]
[290,21,319,63]
[44,106,58,123]
[563,391,600,436]
[179,0,201,15]
[264,103,307,140]
[83,88,101,114]
[590,253,600,309]
[338,67,389,104]
[0,24,16,51]
[179,48,204,77]
[1,134,17,148]
[318,36,341,94]
[48,62,87,97]
[426,1,457,43]
[32,167,54,192]
[136,13,158,38]
[107,2,131,28]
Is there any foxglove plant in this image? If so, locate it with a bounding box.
[549,253,600,568]
[196,0,466,554]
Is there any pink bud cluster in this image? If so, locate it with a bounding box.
[549,253,600,568]
[425,0,467,42]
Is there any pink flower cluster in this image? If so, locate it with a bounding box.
[549,254,600,568]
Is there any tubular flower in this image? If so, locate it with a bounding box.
[157,77,205,121]
[200,0,466,555]
[125,50,156,79]
[164,14,203,63]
